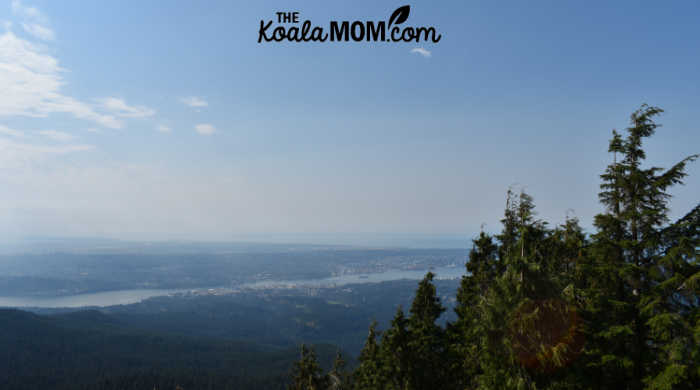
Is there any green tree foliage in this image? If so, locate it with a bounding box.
[585,105,699,389]
[286,104,697,390]
[379,307,411,389]
[328,350,351,390]
[406,272,447,389]
[289,345,327,390]
[449,231,499,389]
[352,321,386,389]
[351,274,448,390]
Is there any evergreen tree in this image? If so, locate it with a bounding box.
[328,350,351,390]
[586,104,698,389]
[353,321,384,390]
[643,204,699,389]
[497,188,521,261]
[289,345,327,390]
[407,272,447,389]
[449,231,498,389]
[477,190,550,389]
[478,191,587,389]
[379,307,411,390]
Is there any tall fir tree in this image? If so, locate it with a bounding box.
[642,204,699,389]
[478,190,552,389]
[449,231,499,389]
[586,104,698,389]
[353,321,384,390]
[289,345,327,390]
[407,272,447,390]
[328,350,351,390]
[379,307,411,390]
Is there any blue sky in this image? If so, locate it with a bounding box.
[0,0,698,244]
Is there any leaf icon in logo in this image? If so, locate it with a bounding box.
[388,5,410,26]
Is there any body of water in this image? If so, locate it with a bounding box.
[0,265,464,308]
[0,288,186,309]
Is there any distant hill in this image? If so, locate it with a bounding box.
[0,308,337,390]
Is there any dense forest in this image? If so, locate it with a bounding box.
[291,105,699,389]
[2,274,458,389]
[0,308,343,389]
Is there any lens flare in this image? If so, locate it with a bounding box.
[509,299,584,372]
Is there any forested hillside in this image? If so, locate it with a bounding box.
[291,105,699,389]
[0,308,340,390]
[1,276,456,390]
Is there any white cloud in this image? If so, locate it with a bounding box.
[0,31,122,128]
[39,129,75,142]
[98,97,155,118]
[21,22,54,41]
[11,1,42,21]
[181,96,208,108]
[0,124,24,137]
[0,134,93,169]
[194,123,215,135]
[11,0,54,41]
[410,47,432,58]
[156,124,171,133]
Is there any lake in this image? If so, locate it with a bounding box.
[0,265,464,308]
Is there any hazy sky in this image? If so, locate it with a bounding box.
[0,1,698,243]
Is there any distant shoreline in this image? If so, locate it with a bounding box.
[0,264,465,309]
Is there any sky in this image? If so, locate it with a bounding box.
[0,0,698,245]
